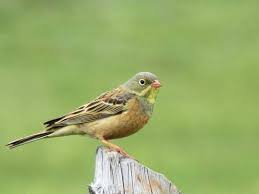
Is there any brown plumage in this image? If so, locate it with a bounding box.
[6,72,161,158]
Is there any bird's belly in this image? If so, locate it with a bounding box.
[82,111,149,140]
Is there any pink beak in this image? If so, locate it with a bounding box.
[151,80,161,89]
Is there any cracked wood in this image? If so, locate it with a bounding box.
[89,147,181,194]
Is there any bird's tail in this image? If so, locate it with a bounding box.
[6,131,53,149]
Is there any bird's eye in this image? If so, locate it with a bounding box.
[139,79,146,85]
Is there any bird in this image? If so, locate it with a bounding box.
[6,72,161,158]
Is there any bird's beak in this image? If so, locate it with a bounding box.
[151,80,161,89]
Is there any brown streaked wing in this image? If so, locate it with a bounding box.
[44,88,135,129]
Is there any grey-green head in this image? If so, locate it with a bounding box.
[122,72,161,96]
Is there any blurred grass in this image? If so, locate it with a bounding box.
[1,1,259,194]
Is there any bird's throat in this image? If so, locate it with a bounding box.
[146,87,159,104]
[138,87,159,117]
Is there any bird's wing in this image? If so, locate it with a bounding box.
[44,88,134,129]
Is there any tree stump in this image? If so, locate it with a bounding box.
[89,146,181,194]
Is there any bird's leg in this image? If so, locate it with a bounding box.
[101,139,135,160]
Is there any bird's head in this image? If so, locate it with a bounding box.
[122,72,161,103]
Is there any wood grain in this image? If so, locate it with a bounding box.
[89,147,181,194]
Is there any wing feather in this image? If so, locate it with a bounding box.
[44,88,134,129]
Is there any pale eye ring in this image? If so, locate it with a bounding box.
[139,79,146,85]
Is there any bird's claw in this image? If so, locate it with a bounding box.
[107,146,137,161]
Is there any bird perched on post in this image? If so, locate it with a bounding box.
[6,72,161,158]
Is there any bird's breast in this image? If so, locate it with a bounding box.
[83,98,150,139]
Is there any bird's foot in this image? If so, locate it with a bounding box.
[109,147,137,161]
[101,139,137,161]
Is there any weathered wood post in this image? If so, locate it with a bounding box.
[89,146,181,194]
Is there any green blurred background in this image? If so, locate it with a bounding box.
[1,1,259,194]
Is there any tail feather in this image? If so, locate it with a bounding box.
[6,131,53,149]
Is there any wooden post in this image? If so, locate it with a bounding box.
[89,146,181,194]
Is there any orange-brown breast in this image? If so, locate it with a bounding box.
[83,97,149,140]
